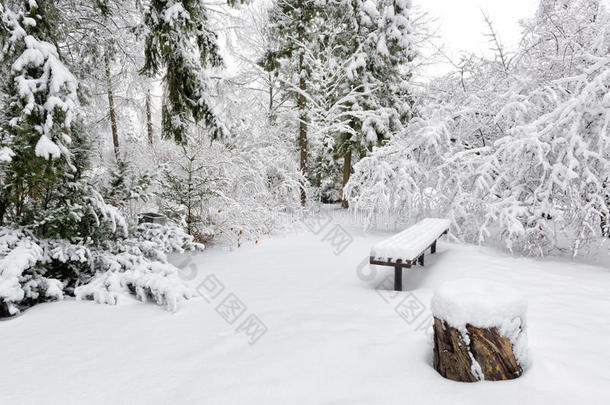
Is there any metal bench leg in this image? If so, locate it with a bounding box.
[418,255,424,266]
[394,266,402,291]
[431,240,437,254]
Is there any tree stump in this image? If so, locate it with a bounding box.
[431,279,527,382]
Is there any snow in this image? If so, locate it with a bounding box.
[163,3,188,25]
[431,278,527,330]
[0,146,15,162]
[0,237,44,313]
[1,217,609,404]
[74,260,193,312]
[362,0,379,19]
[34,134,61,159]
[376,35,389,57]
[371,218,451,262]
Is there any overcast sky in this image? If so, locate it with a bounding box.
[416,0,539,76]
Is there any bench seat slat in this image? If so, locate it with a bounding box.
[370,218,450,263]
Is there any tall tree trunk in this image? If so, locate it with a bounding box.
[146,89,154,146]
[315,155,322,189]
[268,72,274,121]
[341,147,351,208]
[298,0,307,206]
[104,49,120,160]
[602,179,610,237]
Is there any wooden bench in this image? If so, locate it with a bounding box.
[370,218,450,291]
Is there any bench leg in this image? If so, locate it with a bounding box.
[431,240,436,254]
[394,266,402,291]
[418,255,424,266]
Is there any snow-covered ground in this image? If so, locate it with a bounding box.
[1,217,609,404]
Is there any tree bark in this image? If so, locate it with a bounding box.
[341,147,351,208]
[315,155,322,190]
[602,179,609,237]
[146,89,154,146]
[433,317,523,382]
[297,0,307,206]
[268,72,274,121]
[104,49,120,160]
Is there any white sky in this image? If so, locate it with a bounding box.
[416,0,539,77]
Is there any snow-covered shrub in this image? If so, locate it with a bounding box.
[208,130,304,245]
[0,220,202,317]
[0,228,53,317]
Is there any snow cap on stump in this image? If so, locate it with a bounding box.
[431,278,527,330]
[431,278,528,382]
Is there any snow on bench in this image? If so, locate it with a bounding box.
[370,218,450,291]
[371,218,451,263]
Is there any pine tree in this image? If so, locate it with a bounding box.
[0,0,78,225]
[158,145,218,240]
[141,0,226,143]
[101,159,155,209]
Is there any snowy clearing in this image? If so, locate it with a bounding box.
[1,0,609,403]
[1,223,609,405]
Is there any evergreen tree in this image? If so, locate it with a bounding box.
[0,0,78,225]
[158,145,218,240]
[141,0,227,143]
[101,159,155,209]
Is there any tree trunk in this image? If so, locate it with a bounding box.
[341,148,351,208]
[146,89,154,146]
[315,155,322,189]
[602,179,609,237]
[104,49,120,160]
[297,0,307,206]
[268,72,274,121]
[433,317,523,382]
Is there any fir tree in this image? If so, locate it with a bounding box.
[101,159,155,209]
[141,0,227,143]
[158,145,218,240]
[0,0,78,225]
